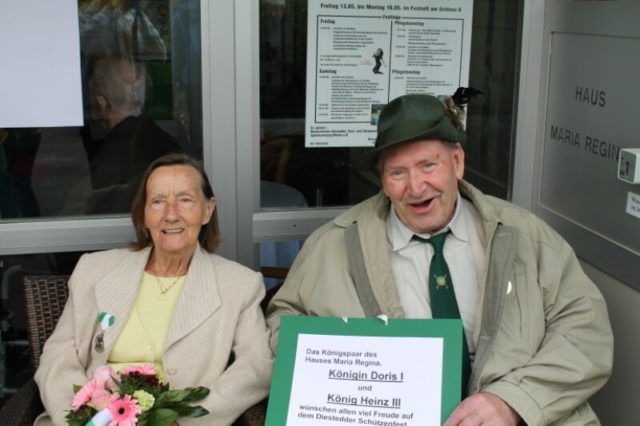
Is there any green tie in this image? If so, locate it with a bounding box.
[424,232,460,318]
[413,231,471,396]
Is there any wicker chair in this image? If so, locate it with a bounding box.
[0,275,268,425]
[0,274,69,426]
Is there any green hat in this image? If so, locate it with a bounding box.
[360,94,466,166]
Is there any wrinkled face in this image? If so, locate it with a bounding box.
[381,139,464,234]
[144,165,215,259]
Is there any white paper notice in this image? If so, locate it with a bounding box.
[287,334,444,425]
[626,192,640,220]
[0,0,83,127]
[305,0,473,147]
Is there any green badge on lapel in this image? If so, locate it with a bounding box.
[95,312,115,353]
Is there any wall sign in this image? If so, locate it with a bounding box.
[541,32,640,257]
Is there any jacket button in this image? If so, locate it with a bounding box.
[167,368,177,375]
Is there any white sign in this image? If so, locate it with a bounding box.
[0,0,83,127]
[626,192,640,220]
[305,0,473,147]
[286,334,444,425]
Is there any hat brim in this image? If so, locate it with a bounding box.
[355,115,466,171]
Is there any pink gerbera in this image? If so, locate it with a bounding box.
[72,379,104,411]
[108,395,142,426]
[121,363,157,376]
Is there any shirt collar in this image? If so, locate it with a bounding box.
[387,192,469,251]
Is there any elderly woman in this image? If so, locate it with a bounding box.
[34,154,273,425]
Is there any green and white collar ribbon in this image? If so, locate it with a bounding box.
[98,312,114,330]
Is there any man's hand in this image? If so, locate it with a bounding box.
[444,392,521,426]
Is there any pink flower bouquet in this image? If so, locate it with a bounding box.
[66,364,209,426]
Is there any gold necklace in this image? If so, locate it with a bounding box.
[155,275,181,295]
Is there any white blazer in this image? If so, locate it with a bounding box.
[34,246,273,426]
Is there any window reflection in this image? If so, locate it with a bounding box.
[259,0,519,207]
[259,0,377,208]
[0,0,202,220]
[0,129,42,218]
[82,57,182,214]
[260,239,302,290]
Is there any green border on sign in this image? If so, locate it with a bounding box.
[266,316,463,425]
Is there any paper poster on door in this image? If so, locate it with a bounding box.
[305,0,473,147]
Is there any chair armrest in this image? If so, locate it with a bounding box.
[0,380,43,426]
[235,398,268,426]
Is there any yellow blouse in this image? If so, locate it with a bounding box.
[108,272,185,374]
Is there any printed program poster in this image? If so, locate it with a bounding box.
[305,0,473,147]
[266,316,463,426]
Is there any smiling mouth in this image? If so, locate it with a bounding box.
[162,228,184,234]
[409,198,434,209]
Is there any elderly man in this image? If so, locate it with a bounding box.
[83,57,181,213]
[266,94,613,425]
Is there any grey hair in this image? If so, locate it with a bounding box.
[88,57,146,116]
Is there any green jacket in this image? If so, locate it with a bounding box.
[266,180,613,425]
